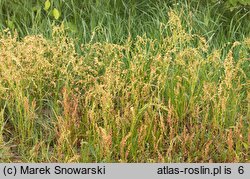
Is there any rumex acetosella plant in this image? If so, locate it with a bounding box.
[0,10,250,162]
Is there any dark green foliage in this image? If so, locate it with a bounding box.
[0,0,249,47]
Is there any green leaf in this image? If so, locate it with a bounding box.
[65,22,78,33]
[6,20,14,30]
[229,0,237,6]
[52,8,60,20]
[242,142,248,150]
[32,5,41,12]
[44,0,51,11]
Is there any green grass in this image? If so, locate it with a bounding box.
[0,0,249,46]
[0,1,249,162]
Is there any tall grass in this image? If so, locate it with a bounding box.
[0,10,249,162]
[0,0,249,47]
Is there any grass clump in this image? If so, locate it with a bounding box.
[0,11,249,162]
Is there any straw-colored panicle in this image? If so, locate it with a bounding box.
[120,132,132,162]
[98,127,112,158]
[227,129,233,152]
[223,50,235,90]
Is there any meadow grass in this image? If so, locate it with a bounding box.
[0,9,249,162]
[0,1,249,162]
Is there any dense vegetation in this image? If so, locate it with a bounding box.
[0,0,249,162]
[0,0,249,46]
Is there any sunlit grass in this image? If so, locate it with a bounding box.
[0,10,249,162]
